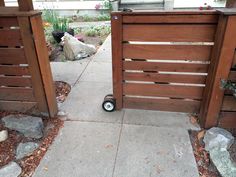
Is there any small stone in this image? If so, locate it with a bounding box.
[0,130,8,142]
[2,115,44,139]
[57,110,67,117]
[0,162,22,177]
[16,142,39,160]
[203,127,234,151]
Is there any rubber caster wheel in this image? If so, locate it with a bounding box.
[102,95,116,112]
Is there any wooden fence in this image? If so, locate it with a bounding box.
[111,9,236,128]
[0,0,58,117]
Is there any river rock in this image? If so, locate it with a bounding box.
[16,142,39,160]
[0,130,8,142]
[0,162,22,177]
[2,115,44,139]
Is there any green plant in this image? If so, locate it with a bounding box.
[84,26,111,37]
[103,0,112,11]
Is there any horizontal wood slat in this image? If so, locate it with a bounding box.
[123,44,212,61]
[228,71,236,82]
[0,17,18,27]
[221,96,236,111]
[0,76,32,87]
[0,65,29,75]
[123,97,201,113]
[123,24,216,42]
[124,72,207,84]
[123,15,218,24]
[0,29,22,46]
[0,87,35,101]
[123,61,208,73]
[219,112,236,128]
[0,48,26,64]
[123,83,204,99]
[0,100,37,112]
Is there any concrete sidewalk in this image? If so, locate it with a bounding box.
[33,35,200,177]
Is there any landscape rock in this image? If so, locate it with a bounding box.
[203,127,234,151]
[16,142,39,160]
[2,115,44,139]
[209,148,236,177]
[0,130,8,142]
[0,162,22,177]
[63,32,96,60]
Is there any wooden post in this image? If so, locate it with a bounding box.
[0,0,5,7]
[226,0,236,7]
[17,0,34,11]
[30,15,58,117]
[111,13,123,110]
[199,9,236,128]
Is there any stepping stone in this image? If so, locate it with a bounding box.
[16,142,39,160]
[0,162,22,177]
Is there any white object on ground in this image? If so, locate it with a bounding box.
[62,32,96,60]
[0,130,8,142]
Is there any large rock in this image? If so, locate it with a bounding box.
[16,142,39,160]
[0,130,8,142]
[203,127,234,151]
[0,162,22,177]
[2,115,44,139]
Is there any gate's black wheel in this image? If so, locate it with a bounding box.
[102,95,116,112]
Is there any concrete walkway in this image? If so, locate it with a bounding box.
[33,35,200,177]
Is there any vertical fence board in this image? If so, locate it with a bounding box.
[0,0,5,7]
[30,15,58,117]
[18,16,48,114]
[111,13,123,109]
[17,0,34,11]
[200,15,236,128]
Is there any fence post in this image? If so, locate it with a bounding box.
[17,0,34,11]
[111,12,123,110]
[199,9,236,128]
[0,0,5,7]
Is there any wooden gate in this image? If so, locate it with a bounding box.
[0,0,58,117]
[111,10,218,113]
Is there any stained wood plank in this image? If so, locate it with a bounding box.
[110,13,123,109]
[123,44,212,61]
[30,15,58,117]
[229,71,236,82]
[123,97,201,113]
[123,72,207,84]
[219,112,236,128]
[123,24,216,42]
[233,50,236,67]
[123,14,219,24]
[0,76,32,87]
[123,83,204,99]
[0,48,26,64]
[0,0,5,7]
[17,0,34,11]
[0,65,29,75]
[0,29,22,46]
[0,100,37,112]
[0,7,41,17]
[222,96,236,111]
[18,16,48,112]
[0,17,18,27]
[0,87,35,101]
[123,61,209,73]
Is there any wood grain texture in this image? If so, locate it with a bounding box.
[0,65,29,76]
[123,96,201,113]
[0,17,18,27]
[123,44,212,61]
[111,13,123,109]
[0,76,32,87]
[233,50,236,67]
[123,72,207,84]
[17,0,34,11]
[219,112,236,128]
[0,0,5,7]
[123,24,216,42]
[0,100,37,112]
[221,96,236,111]
[123,61,209,73]
[123,14,218,24]
[18,16,48,113]
[30,15,58,117]
[0,48,26,64]
[123,83,204,99]
[0,29,22,46]
[0,87,35,101]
